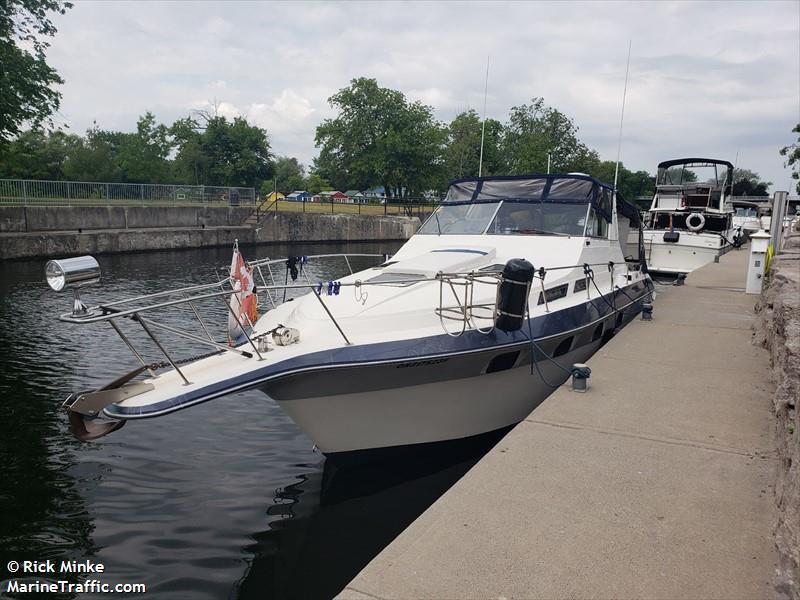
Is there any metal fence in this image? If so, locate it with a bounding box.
[254,196,440,221]
[0,179,256,206]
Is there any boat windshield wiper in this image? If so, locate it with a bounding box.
[505,228,572,237]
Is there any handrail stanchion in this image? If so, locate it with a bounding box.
[133,313,191,385]
[182,292,216,343]
[255,264,277,309]
[312,289,351,345]
[108,320,157,377]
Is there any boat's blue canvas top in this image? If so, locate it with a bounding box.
[444,174,641,226]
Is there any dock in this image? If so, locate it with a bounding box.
[339,248,779,599]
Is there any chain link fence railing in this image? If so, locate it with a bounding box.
[0,179,256,206]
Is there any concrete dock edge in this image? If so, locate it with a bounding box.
[339,248,780,600]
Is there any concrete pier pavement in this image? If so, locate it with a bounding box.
[339,248,779,600]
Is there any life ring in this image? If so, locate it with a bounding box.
[686,212,705,232]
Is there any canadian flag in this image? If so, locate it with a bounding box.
[228,241,258,345]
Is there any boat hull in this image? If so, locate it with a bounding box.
[629,230,732,274]
[264,302,643,456]
[271,341,599,454]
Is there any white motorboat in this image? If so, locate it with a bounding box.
[51,174,653,462]
[731,200,763,239]
[628,158,738,275]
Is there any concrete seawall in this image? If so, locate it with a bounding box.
[0,205,254,232]
[0,206,419,259]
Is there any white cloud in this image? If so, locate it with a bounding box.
[45,0,800,190]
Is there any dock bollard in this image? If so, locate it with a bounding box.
[674,274,686,286]
[571,363,591,393]
[641,302,653,321]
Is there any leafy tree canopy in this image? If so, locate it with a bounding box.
[731,168,770,197]
[502,97,599,175]
[304,169,333,194]
[270,155,305,194]
[586,160,655,202]
[0,128,78,179]
[0,0,72,143]
[779,123,800,194]
[0,111,275,189]
[172,114,273,188]
[315,77,446,198]
[442,109,504,183]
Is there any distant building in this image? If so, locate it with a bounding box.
[263,191,285,203]
[344,190,368,204]
[286,190,312,202]
[363,186,386,201]
[319,191,350,204]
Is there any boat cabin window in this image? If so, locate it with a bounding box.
[659,167,698,186]
[734,207,758,218]
[586,207,608,238]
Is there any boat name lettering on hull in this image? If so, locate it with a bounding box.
[396,358,449,369]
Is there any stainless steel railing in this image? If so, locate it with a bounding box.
[56,253,639,381]
[58,254,388,382]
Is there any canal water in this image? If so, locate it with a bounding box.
[0,243,499,599]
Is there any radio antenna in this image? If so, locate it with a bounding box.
[478,55,490,177]
[611,40,632,241]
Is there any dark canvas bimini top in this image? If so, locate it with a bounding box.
[444,174,641,226]
[656,158,734,171]
[445,174,607,203]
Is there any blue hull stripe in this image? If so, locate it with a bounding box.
[104,283,648,419]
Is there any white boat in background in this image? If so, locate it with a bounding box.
[628,158,738,275]
[50,174,653,463]
[731,200,763,239]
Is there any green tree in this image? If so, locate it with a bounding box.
[271,155,305,194]
[172,114,273,188]
[0,0,72,143]
[114,112,173,183]
[61,124,122,182]
[304,169,333,194]
[502,98,598,174]
[315,77,445,198]
[779,123,800,194]
[0,128,79,179]
[731,168,770,196]
[588,160,654,201]
[442,109,505,183]
[170,116,206,185]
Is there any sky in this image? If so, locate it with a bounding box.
[45,0,800,191]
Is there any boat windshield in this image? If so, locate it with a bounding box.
[418,201,588,236]
[734,207,758,218]
[418,202,499,234]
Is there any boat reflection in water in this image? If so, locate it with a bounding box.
[235,429,507,600]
